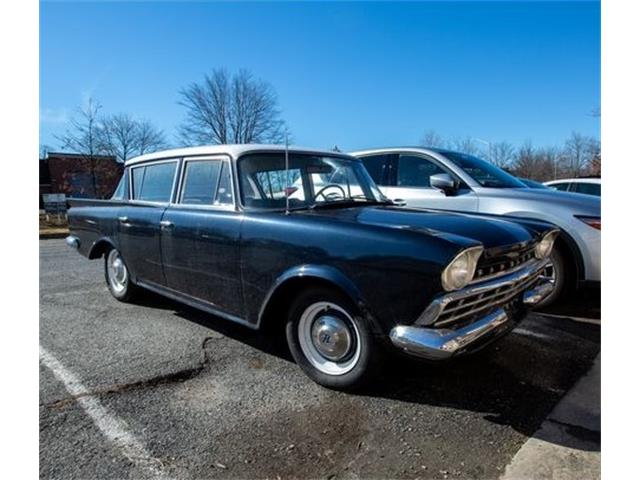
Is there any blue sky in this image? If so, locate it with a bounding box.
[40,1,600,152]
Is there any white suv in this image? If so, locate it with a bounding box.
[352,147,601,307]
[545,178,601,197]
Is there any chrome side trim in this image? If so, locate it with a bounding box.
[136,280,258,330]
[390,308,509,360]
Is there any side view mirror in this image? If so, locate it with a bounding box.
[430,173,458,195]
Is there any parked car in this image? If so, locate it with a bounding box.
[66,145,558,389]
[518,177,549,189]
[545,177,601,197]
[352,147,600,307]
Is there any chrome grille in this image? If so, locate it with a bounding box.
[474,246,536,281]
[433,266,544,329]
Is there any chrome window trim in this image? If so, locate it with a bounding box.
[128,158,180,206]
[172,155,237,211]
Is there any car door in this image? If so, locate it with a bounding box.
[160,156,244,317]
[386,153,479,211]
[118,159,179,286]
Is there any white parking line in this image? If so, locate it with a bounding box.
[39,345,169,479]
[538,312,601,325]
[512,327,553,340]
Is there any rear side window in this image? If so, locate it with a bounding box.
[549,182,572,192]
[360,155,389,185]
[575,182,601,196]
[132,161,177,202]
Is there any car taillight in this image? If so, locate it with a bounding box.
[576,215,601,230]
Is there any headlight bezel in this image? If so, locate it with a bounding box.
[441,246,484,292]
[534,230,559,259]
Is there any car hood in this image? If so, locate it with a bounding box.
[482,187,601,215]
[301,206,549,250]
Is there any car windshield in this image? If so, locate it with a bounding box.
[441,151,527,188]
[238,153,389,210]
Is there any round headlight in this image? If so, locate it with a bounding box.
[441,246,484,292]
[535,230,559,259]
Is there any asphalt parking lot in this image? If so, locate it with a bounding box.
[39,239,600,480]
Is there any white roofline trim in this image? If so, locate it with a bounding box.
[125,144,353,167]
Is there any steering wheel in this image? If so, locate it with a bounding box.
[314,184,346,201]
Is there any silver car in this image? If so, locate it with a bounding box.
[351,147,600,307]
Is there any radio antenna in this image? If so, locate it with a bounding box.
[285,133,290,215]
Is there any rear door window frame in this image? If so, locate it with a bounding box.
[172,155,236,211]
[128,158,180,205]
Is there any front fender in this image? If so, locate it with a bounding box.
[257,264,366,327]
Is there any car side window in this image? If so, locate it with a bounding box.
[180,160,222,205]
[214,161,234,205]
[397,155,447,188]
[575,182,601,196]
[131,161,177,202]
[111,170,128,200]
[361,155,389,186]
[550,182,571,191]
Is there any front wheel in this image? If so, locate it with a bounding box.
[285,287,381,390]
[536,247,570,308]
[104,248,138,302]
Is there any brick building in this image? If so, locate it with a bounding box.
[39,152,123,203]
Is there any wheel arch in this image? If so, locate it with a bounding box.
[88,237,118,260]
[503,210,585,286]
[257,265,378,334]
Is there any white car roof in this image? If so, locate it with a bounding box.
[544,178,601,185]
[125,144,347,166]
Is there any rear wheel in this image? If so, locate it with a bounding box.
[285,287,381,390]
[104,248,138,302]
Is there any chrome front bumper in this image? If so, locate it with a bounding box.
[389,262,553,360]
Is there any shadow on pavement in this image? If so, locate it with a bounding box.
[536,284,601,320]
[129,288,601,453]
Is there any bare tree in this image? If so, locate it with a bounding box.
[136,119,167,156]
[420,130,445,148]
[56,98,107,196]
[490,141,515,169]
[40,144,53,160]
[102,113,138,163]
[178,68,287,145]
[101,114,167,162]
[447,136,481,156]
[563,132,599,177]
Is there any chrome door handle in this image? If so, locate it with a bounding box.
[118,216,129,223]
[160,220,174,228]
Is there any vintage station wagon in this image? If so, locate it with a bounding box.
[66,145,558,389]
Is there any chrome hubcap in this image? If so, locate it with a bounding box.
[107,249,128,293]
[542,259,557,286]
[298,302,361,376]
[311,315,352,361]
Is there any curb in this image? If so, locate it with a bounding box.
[501,353,601,480]
[40,230,69,240]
